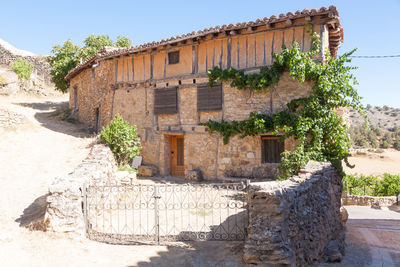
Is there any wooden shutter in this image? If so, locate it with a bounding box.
[168,51,180,64]
[262,137,284,163]
[154,87,177,115]
[197,84,222,112]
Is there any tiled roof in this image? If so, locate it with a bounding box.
[65,6,343,81]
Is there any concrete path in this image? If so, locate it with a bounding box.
[320,205,400,267]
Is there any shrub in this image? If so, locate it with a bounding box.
[11,58,33,80]
[0,73,7,85]
[100,114,141,165]
[343,174,400,196]
[373,174,400,196]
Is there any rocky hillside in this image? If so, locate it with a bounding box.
[349,105,400,149]
[0,38,55,96]
[349,105,400,131]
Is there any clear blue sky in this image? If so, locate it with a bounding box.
[1,0,399,107]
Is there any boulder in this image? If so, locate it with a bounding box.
[185,169,203,181]
[138,165,158,177]
[340,206,348,224]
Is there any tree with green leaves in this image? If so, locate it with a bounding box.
[48,34,132,93]
[48,40,80,93]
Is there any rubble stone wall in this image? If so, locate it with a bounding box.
[0,39,53,88]
[44,142,117,236]
[243,161,345,265]
[344,194,397,206]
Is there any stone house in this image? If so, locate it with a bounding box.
[65,6,343,180]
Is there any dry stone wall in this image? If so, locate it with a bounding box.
[0,38,52,87]
[243,161,345,266]
[44,142,117,236]
[344,195,397,206]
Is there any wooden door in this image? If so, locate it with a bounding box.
[170,136,185,177]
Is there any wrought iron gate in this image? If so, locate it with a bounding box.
[82,182,248,244]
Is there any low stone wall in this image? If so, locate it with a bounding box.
[44,142,117,236]
[343,194,397,206]
[243,161,344,266]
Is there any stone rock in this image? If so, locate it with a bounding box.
[340,206,348,224]
[131,156,142,169]
[138,165,158,177]
[185,169,203,181]
[246,152,255,158]
[371,200,381,209]
[324,240,343,263]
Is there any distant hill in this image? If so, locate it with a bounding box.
[349,105,400,131]
[348,105,400,150]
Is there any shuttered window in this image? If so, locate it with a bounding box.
[154,87,177,115]
[197,84,222,112]
[261,136,284,163]
[168,51,180,65]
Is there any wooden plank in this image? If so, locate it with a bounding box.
[274,30,283,54]
[247,35,255,67]
[255,33,265,66]
[114,59,118,84]
[237,37,240,68]
[271,32,275,64]
[264,32,273,65]
[227,37,231,68]
[219,39,223,68]
[192,45,196,74]
[132,57,135,81]
[121,57,125,82]
[212,41,216,68]
[283,28,293,48]
[143,55,146,81]
[163,54,167,79]
[245,36,249,68]
[150,54,154,79]
[126,58,130,81]
[205,45,208,70]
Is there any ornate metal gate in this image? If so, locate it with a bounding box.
[83,182,248,244]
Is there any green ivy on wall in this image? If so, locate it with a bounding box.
[200,32,365,179]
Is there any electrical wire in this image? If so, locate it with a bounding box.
[348,55,400,58]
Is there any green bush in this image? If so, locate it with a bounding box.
[343,174,400,196]
[11,58,33,80]
[100,114,141,165]
[0,74,7,85]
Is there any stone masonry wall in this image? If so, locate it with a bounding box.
[243,161,345,265]
[71,70,312,180]
[344,194,397,206]
[0,38,53,88]
[44,142,117,236]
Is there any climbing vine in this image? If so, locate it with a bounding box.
[201,33,365,179]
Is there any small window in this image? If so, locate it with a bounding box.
[261,136,284,163]
[168,51,180,65]
[154,87,178,115]
[197,84,222,112]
